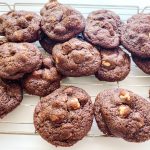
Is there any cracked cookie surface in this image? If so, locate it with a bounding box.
[84,10,122,48]
[94,88,150,142]
[34,86,93,147]
[41,1,85,41]
[23,56,62,97]
[95,47,130,82]
[1,11,41,42]
[0,80,23,118]
[52,38,101,77]
[0,42,42,80]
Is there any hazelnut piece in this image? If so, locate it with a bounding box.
[102,60,111,67]
[25,14,33,21]
[50,16,56,21]
[119,91,130,103]
[55,57,59,63]
[50,114,59,122]
[49,110,67,123]
[67,97,80,110]
[119,105,131,118]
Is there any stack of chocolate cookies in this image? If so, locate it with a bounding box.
[0,0,149,147]
[84,10,131,82]
[121,13,150,74]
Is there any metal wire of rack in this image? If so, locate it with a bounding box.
[141,6,150,13]
[0,2,149,137]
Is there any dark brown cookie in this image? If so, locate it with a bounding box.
[2,11,41,42]
[39,31,57,54]
[23,56,62,97]
[121,18,150,58]
[34,86,93,147]
[84,10,122,48]
[0,42,42,80]
[41,1,85,41]
[94,88,150,142]
[52,38,101,77]
[132,55,150,74]
[95,47,130,82]
[0,80,23,118]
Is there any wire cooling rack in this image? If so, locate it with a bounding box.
[0,2,149,138]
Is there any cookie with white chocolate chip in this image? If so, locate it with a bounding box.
[52,38,101,77]
[95,47,130,82]
[84,10,122,48]
[41,1,85,42]
[94,88,150,142]
[2,10,41,42]
[34,86,93,147]
[0,42,42,80]
[22,56,62,97]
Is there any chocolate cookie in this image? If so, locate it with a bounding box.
[0,42,42,80]
[34,86,93,147]
[2,11,41,42]
[84,10,122,48]
[121,20,150,58]
[0,80,23,118]
[95,48,130,82]
[23,56,62,97]
[94,88,150,142]
[41,1,85,41]
[132,55,150,74]
[39,31,57,54]
[52,38,101,77]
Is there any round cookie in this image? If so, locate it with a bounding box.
[95,48,130,82]
[94,88,150,142]
[52,38,101,77]
[41,1,85,41]
[2,11,41,42]
[23,56,62,97]
[132,55,150,74]
[39,31,57,54]
[34,86,93,147]
[0,80,23,118]
[84,10,122,48]
[121,22,150,58]
[0,42,42,80]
